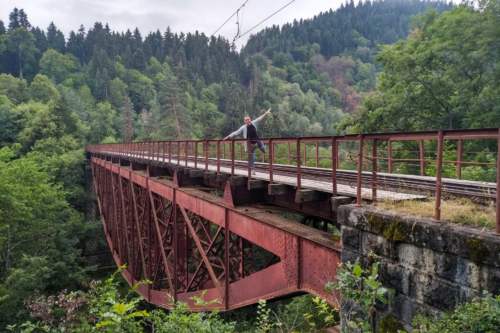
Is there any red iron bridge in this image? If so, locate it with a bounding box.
[86,128,500,311]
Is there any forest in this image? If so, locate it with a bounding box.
[0,0,499,331]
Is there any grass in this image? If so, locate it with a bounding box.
[377,198,496,230]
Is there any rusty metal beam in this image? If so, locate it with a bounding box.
[147,184,174,293]
[179,206,223,292]
[90,156,341,311]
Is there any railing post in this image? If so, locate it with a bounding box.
[372,139,378,203]
[435,131,444,220]
[387,139,393,173]
[185,141,188,167]
[262,140,266,163]
[288,141,291,165]
[156,141,162,161]
[247,140,252,180]
[304,142,307,167]
[157,141,160,161]
[456,139,463,179]
[204,140,208,171]
[496,128,500,234]
[269,139,274,183]
[194,141,198,169]
[217,140,221,175]
[231,140,235,176]
[315,141,319,168]
[296,138,302,190]
[336,140,340,169]
[177,142,180,166]
[419,140,425,176]
[168,141,172,164]
[356,135,364,206]
[331,137,337,196]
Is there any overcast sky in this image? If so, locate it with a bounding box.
[1,0,346,47]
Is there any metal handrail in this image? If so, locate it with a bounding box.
[86,128,500,233]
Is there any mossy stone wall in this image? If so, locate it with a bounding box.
[338,205,500,331]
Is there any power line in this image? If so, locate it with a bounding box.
[211,0,250,37]
[236,0,297,40]
[231,9,242,46]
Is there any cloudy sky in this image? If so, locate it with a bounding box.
[1,0,345,47]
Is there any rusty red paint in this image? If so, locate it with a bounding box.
[456,139,463,179]
[372,139,377,203]
[331,137,337,196]
[435,131,444,220]
[90,156,341,311]
[356,135,364,206]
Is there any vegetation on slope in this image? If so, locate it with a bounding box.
[1,0,499,331]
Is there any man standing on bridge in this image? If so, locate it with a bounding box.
[223,108,272,175]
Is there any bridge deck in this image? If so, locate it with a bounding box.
[109,152,426,201]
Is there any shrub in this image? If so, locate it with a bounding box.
[413,294,500,333]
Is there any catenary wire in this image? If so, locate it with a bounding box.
[211,0,250,37]
[236,0,297,40]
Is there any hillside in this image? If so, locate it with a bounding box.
[0,0,464,329]
[0,1,452,142]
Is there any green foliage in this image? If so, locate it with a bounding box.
[0,74,28,103]
[253,296,337,333]
[39,49,79,84]
[413,294,500,333]
[30,74,60,103]
[8,270,235,333]
[327,261,389,333]
[352,2,500,132]
[150,302,235,333]
[256,300,273,332]
[0,94,21,145]
[0,2,485,331]
[0,149,89,326]
[86,270,149,332]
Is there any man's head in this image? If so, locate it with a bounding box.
[244,116,252,125]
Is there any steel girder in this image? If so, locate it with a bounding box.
[91,156,341,311]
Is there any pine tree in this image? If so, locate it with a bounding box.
[157,67,190,139]
[47,22,65,52]
[8,8,20,30]
[18,9,30,28]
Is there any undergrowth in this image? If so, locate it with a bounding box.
[377,198,495,230]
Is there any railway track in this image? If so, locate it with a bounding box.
[106,152,497,201]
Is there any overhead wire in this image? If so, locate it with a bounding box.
[211,0,250,37]
[231,9,242,47]
[236,0,297,40]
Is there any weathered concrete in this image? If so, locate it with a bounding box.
[338,205,500,330]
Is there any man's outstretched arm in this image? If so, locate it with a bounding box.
[252,108,272,126]
[223,125,245,140]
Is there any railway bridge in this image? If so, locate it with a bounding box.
[87,128,500,311]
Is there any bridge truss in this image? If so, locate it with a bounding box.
[91,156,340,311]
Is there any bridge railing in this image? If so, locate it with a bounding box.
[87,128,500,233]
